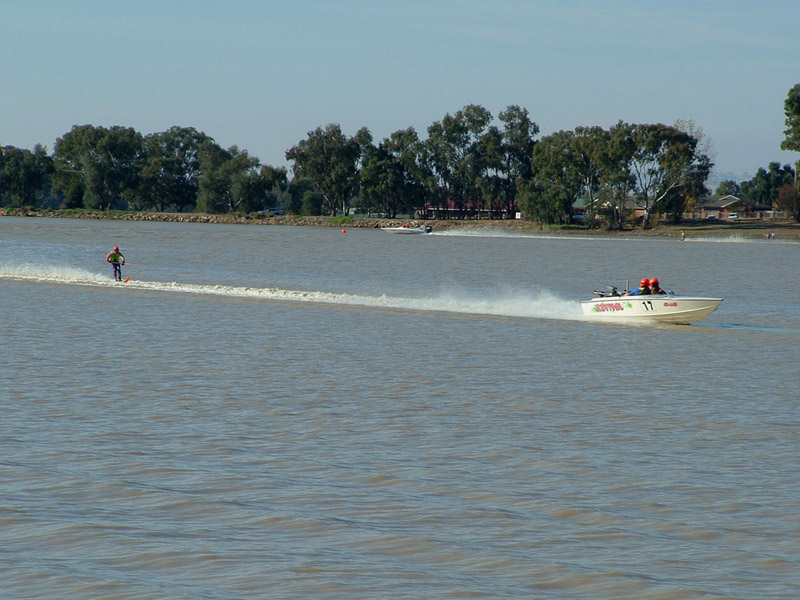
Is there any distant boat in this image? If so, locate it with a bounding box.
[381,225,432,234]
[582,286,722,325]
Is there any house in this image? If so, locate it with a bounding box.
[572,193,781,224]
[698,195,772,219]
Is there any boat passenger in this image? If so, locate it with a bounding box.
[650,277,666,295]
[626,278,651,296]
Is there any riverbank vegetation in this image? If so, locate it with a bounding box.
[3,206,798,243]
[2,86,800,228]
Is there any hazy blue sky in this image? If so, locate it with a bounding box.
[3,0,799,182]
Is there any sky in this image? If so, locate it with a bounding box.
[2,0,799,184]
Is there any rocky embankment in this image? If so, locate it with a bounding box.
[2,208,798,239]
[0,208,529,232]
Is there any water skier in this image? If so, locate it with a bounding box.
[106,245,125,281]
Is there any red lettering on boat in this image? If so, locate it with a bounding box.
[597,302,623,312]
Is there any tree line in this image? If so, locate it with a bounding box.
[3,90,800,227]
[0,125,289,215]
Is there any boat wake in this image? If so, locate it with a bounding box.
[433,228,617,241]
[435,228,800,245]
[0,262,585,322]
[0,262,109,285]
[684,234,798,244]
[433,228,540,239]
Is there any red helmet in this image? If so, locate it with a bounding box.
[640,278,650,286]
[650,277,659,285]
[114,246,119,251]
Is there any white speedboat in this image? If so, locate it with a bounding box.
[581,287,722,325]
[381,225,432,234]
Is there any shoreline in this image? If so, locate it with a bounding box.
[2,208,799,241]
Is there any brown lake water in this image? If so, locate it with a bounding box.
[2,216,799,599]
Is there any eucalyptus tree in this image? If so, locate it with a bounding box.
[739,162,795,208]
[775,182,800,221]
[350,128,381,215]
[423,104,493,218]
[359,142,406,217]
[53,125,94,205]
[430,104,539,220]
[359,127,427,217]
[570,126,610,224]
[385,127,429,215]
[781,84,800,221]
[597,122,637,230]
[0,144,54,208]
[457,104,494,216]
[674,118,715,167]
[87,126,144,210]
[419,118,453,215]
[476,125,506,217]
[139,126,211,212]
[493,105,538,216]
[300,189,325,215]
[522,124,631,229]
[196,143,262,213]
[625,122,711,229]
[522,130,584,225]
[667,119,714,222]
[53,125,144,210]
[662,151,712,224]
[715,180,741,196]
[195,141,233,213]
[285,123,363,216]
[422,111,466,217]
[52,126,86,207]
[780,83,800,178]
[258,164,289,211]
[285,176,315,215]
[231,168,269,214]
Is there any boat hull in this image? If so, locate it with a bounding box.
[381,226,432,234]
[581,296,722,325]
